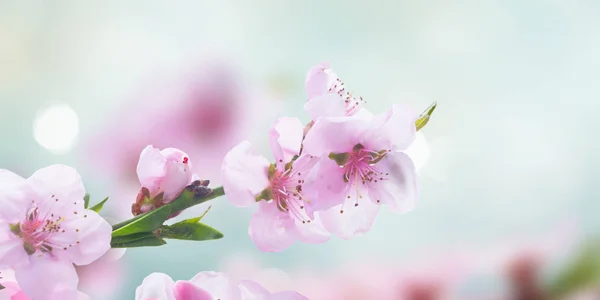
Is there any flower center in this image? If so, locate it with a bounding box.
[270,168,312,223]
[10,198,83,255]
[330,144,389,212]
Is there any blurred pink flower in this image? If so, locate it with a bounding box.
[304,62,367,119]
[301,104,419,238]
[135,271,308,300]
[76,249,126,300]
[0,166,112,300]
[221,118,329,252]
[87,61,266,186]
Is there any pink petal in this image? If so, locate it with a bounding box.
[136,145,168,192]
[0,169,25,190]
[367,152,418,213]
[318,193,381,239]
[221,141,270,207]
[365,104,417,151]
[301,158,348,217]
[189,272,241,300]
[14,258,79,300]
[26,165,86,214]
[304,94,347,121]
[48,209,112,266]
[238,280,271,299]
[0,226,28,269]
[304,62,331,99]
[135,272,176,300]
[173,281,214,300]
[269,118,303,169]
[158,148,193,202]
[248,202,297,252]
[0,170,29,224]
[293,213,330,245]
[302,117,369,156]
[267,291,310,300]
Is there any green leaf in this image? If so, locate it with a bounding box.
[83,194,90,209]
[111,235,167,248]
[111,232,156,245]
[160,217,223,241]
[548,240,600,299]
[89,197,109,213]
[415,102,437,131]
[112,205,172,237]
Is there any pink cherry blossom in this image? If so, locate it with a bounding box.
[135,271,308,300]
[0,269,92,300]
[304,62,368,120]
[135,146,194,212]
[301,104,419,238]
[76,249,126,299]
[221,117,330,252]
[0,166,112,300]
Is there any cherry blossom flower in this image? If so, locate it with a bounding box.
[301,104,419,238]
[221,117,330,252]
[0,166,112,300]
[132,146,194,215]
[76,249,126,299]
[304,62,371,121]
[135,271,308,300]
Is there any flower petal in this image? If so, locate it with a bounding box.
[238,280,271,299]
[0,225,28,269]
[27,165,86,213]
[267,291,310,300]
[248,202,297,252]
[189,271,241,300]
[158,148,193,202]
[173,281,214,300]
[293,213,330,245]
[221,141,270,207]
[14,258,79,300]
[48,209,112,266]
[302,117,369,156]
[365,104,417,151]
[304,62,331,99]
[318,193,381,239]
[135,272,176,300]
[304,94,347,121]
[302,158,348,217]
[269,118,303,168]
[136,145,168,191]
[368,152,418,213]
[0,171,29,223]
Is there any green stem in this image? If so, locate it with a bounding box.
[112,186,225,231]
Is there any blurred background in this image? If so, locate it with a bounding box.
[1,1,599,299]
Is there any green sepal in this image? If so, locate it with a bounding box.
[89,197,109,213]
[415,102,437,131]
[83,194,90,209]
[329,152,350,166]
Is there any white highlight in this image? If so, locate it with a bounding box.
[33,103,80,154]
[405,132,430,172]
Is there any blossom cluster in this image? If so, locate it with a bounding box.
[221,62,420,252]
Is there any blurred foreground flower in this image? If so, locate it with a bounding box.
[0,166,111,299]
[135,271,308,300]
